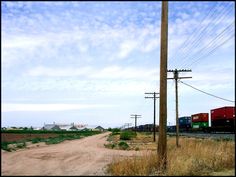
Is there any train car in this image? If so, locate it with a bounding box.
[191,113,209,132]
[136,124,159,132]
[178,116,191,132]
[167,106,235,133]
[167,125,176,132]
[209,106,235,132]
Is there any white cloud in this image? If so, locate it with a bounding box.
[89,66,158,80]
[2,36,44,49]
[27,66,92,77]
[117,40,138,59]
[141,38,159,52]
[101,80,157,95]
[26,65,158,81]
[2,103,115,112]
[191,72,233,83]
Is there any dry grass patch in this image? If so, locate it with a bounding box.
[107,136,235,176]
[108,151,158,176]
[105,132,157,151]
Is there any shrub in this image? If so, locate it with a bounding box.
[1,142,11,152]
[16,142,26,149]
[104,143,116,149]
[118,141,129,150]
[112,128,121,135]
[45,137,66,144]
[120,131,136,140]
[31,137,43,144]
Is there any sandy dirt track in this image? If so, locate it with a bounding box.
[1,132,144,176]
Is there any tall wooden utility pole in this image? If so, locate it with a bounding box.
[145,92,160,142]
[167,69,192,147]
[130,114,141,133]
[158,1,168,170]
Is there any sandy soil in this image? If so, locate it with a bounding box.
[1,132,145,176]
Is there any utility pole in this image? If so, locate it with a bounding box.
[145,92,160,142]
[167,69,192,147]
[130,114,141,133]
[158,1,168,170]
[127,123,132,129]
[124,123,132,130]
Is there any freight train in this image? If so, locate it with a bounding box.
[126,106,235,133]
[127,124,158,132]
[168,106,235,133]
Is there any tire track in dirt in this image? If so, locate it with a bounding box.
[1,132,146,176]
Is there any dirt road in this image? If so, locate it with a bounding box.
[1,132,144,176]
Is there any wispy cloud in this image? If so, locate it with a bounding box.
[2,103,115,112]
[118,40,138,59]
[27,66,92,77]
[26,65,158,80]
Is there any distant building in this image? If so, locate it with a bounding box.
[69,125,78,131]
[41,123,105,131]
[80,128,90,131]
[41,123,61,131]
[94,126,105,131]
[58,123,78,131]
[33,127,42,130]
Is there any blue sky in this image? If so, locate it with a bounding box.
[2,1,235,128]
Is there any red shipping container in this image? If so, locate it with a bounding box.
[211,106,235,121]
[191,113,208,122]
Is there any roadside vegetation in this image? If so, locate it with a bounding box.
[1,130,101,152]
[105,130,155,151]
[105,129,138,150]
[106,131,235,176]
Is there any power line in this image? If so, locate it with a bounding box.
[183,32,234,68]
[181,21,235,68]
[168,2,223,66]
[175,4,234,68]
[179,3,232,55]
[169,2,234,68]
[179,80,235,103]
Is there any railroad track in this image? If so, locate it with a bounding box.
[167,132,235,140]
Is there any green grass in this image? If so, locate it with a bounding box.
[31,137,43,144]
[44,134,82,144]
[120,131,136,140]
[118,141,129,150]
[16,142,26,149]
[111,128,121,135]
[104,143,116,149]
[1,131,101,151]
[45,137,65,145]
[1,142,12,152]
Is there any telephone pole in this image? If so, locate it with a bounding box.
[145,92,160,142]
[124,123,132,130]
[167,69,192,147]
[130,114,141,133]
[158,1,168,170]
